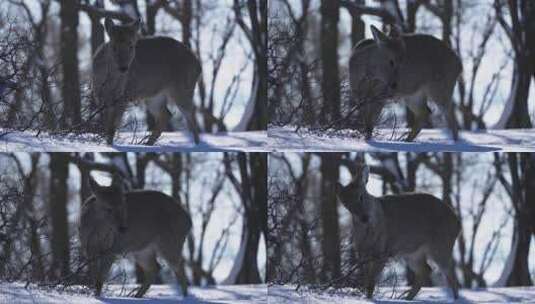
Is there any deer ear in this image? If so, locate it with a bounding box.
[386,24,406,54]
[104,17,115,37]
[89,176,103,194]
[371,25,389,48]
[386,24,402,39]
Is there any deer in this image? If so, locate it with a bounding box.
[92,17,201,145]
[349,25,462,142]
[79,176,192,298]
[335,162,460,300]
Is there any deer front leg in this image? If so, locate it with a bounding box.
[104,98,127,145]
[364,258,385,299]
[357,101,384,140]
[91,252,114,297]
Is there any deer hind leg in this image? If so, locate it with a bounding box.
[404,254,431,300]
[158,234,189,297]
[132,249,160,298]
[168,85,200,145]
[405,92,430,142]
[429,82,458,141]
[146,94,171,145]
[429,244,459,299]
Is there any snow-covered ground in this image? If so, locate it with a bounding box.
[0,130,269,152]
[2,127,535,152]
[269,126,535,152]
[0,283,267,303]
[268,284,535,303]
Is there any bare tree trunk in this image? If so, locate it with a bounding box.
[224,153,266,284]
[494,0,533,129]
[59,0,81,128]
[320,153,341,281]
[233,0,267,131]
[496,153,534,286]
[320,0,340,124]
[48,153,70,280]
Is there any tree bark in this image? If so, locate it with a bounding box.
[320,153,341,280]
[320,0,340,124]
[60,0,81,128]
[49,153,70,280]
[224,153,266,284]
[496,153,534,286]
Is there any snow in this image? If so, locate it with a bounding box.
[2,127,535,152]
[268,126,535,152]
[268,284,535,303]
[0,129,269,152]
[0,283,267,304]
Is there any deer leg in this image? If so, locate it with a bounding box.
[445,102,459,141]
[169,85,200,145]
[405,94,430,142]
[363,258,385,299]
[146,96,171,145]
[160,251,189,297]
[132,251,160,298]
[430,247,459,299]
[177,102,200,145]
[358,101,385,140]
[158,236,189,297]
[404,255,431,300]
[92,253,114,297]
[429,82,458,141]
[104,99,128,145]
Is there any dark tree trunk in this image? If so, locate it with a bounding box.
[181,0,193,48]
[145,0,164,35]
[245,0,268,131]
[49,153,70,280]
[496,0,533,129]
[348,0,365,47]
[505,63,532,129]
[237,153,266,283]
[320,153,341,281]
[225,153,266,284]
[87,1,105,57]
[59,0,81,128]
[320,0,340,124]
[497,153,534,286]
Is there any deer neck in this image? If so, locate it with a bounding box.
[362,191,384,224]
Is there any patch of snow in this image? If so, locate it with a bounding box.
[0,282,267,304]
[268,126,535,152]
[2,127,535,152]
[0,129,269,152]
[268,284,535,303]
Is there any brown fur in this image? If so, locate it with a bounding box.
[79,177,192,298]
[350,25,462,141]
[336,164,460,300]
[92,18,201,145]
